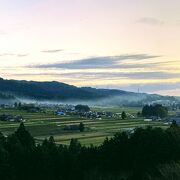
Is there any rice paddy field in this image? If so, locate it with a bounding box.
[0,106,170,146]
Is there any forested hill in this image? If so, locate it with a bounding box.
[0,78,134,100]
[0,78,176,104]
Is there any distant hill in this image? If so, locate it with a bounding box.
[0,78,134,100]
[0,77,177,105]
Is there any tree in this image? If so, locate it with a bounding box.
[42,136,57,154]
[15,122,35,150]
[75,105,90,112]
[142,105,152,117]
[142,104,168,118]
[157,163,180,180]
[69,139,81,154]
[79,122,85,132]
[171,120,178,128]
[14,102,18,108]
[154,104,168,118]
[18,102,22,107]
[0,132,6,146]
[137,112,141,117]
[121,111,127,120]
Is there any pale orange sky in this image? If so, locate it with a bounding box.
[0,0,180,95]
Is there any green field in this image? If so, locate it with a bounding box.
[0,107,169,146]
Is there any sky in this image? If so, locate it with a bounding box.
[0,0,180,96]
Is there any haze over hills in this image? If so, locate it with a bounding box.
[0,77,177,106]
[0,77,134,101]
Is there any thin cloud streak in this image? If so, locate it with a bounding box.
[0,53,29,57]
[11,71,180,80]
[0,53,15,56]
[30,54,160,69]
[17,54,29,57]
[41,49,63,53]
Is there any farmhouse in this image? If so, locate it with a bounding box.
[56,111,65,116]
[106,112,113,118]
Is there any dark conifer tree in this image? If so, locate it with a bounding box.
[15,122,35,150]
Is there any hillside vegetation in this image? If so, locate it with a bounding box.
[0,78,176,105]
[0,123,179,180]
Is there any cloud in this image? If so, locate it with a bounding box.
[0,53,15,56]
[30,54,160,69]
[5,65,180,96]
[58,71,180,80]
[17,54,29,57]
[0,53,28,57]
[85,82,180,96]
[12,71,180,81]
[138,17,164,26]
[41,49,63,53]
[114,82,180,95]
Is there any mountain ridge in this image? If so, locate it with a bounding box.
[0,77,177,105]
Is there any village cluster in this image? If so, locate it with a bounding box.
[55,104,135,119]
[0,103,180,126]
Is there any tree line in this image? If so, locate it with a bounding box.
[142,104,168,118]
[0,122,180,180]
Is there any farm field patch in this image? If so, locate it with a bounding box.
[0,107,169,146]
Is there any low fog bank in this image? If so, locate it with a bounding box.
[17,94,148,107]
[0,93,177,107]
[0,99,17,105]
